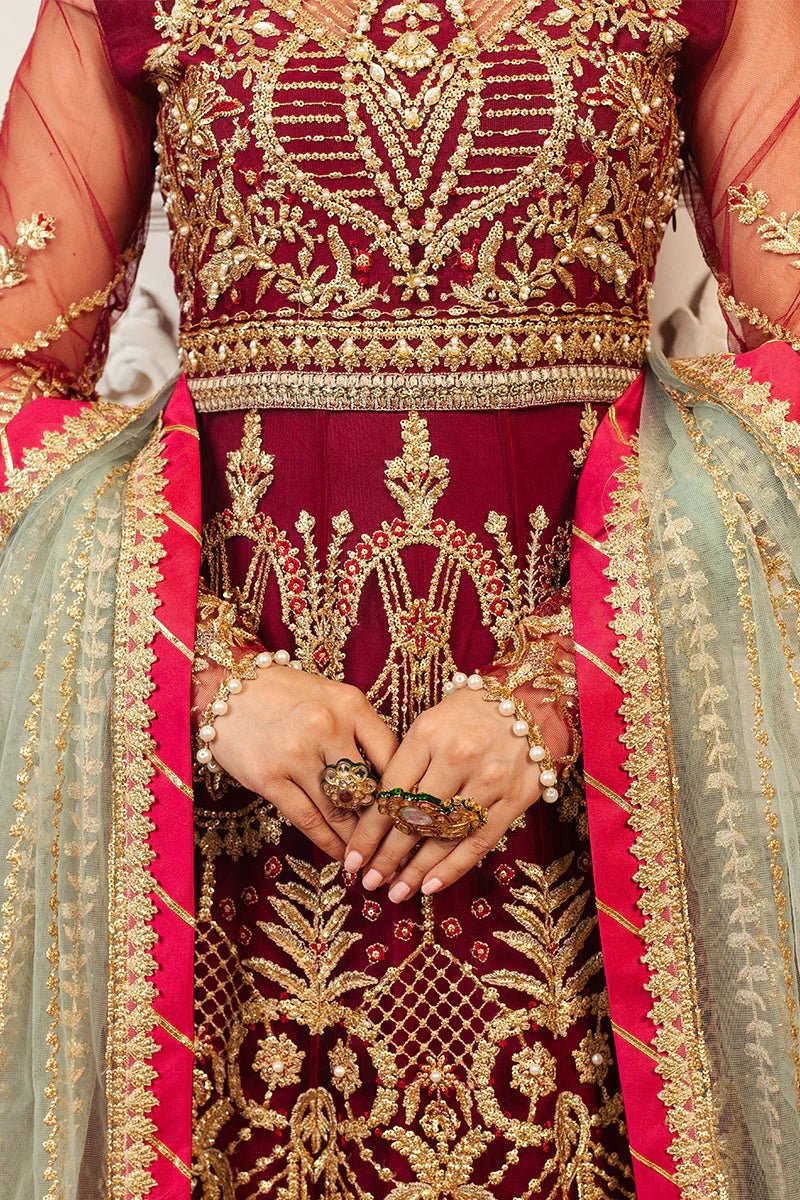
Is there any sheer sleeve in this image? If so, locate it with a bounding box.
[681,0,800,350]
[0,0,156,424]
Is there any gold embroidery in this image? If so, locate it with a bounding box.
[0,403,142,549]
[146,1,685,376]
[602,431,729,1193]
[107,422,172,1196]
[0,212,55,291]
[202,410,570,732]
[0,250,136,365]
[189,362,640,409]
[728,185,800,270]
[191,847,635,1198]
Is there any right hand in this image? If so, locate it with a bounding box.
[210,665,398,861]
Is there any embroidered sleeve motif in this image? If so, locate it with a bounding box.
[0,213,56,292]
[728,185,800,270]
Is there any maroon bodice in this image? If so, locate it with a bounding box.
[95,0,729,383]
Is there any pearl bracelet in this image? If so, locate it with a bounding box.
[194,647,303,783]
[442,670,559,804]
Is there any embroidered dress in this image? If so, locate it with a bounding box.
[0,2,799,1199]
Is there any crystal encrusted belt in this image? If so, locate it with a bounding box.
[188,365,641,413]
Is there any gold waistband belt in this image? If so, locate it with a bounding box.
[188,365,641,413]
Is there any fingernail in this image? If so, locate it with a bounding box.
[422,877,443,895]
[388,881,410,904]
[344,851,363,873]
[363,869,383,891]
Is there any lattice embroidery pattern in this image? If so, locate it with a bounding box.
[191,841,635,1199]
[146,0,686,370]
[202,408,572,734]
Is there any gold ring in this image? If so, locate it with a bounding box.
[321,758,379,811]
[376,789,488,840]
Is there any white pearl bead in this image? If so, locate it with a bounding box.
[591,1052,604,1067]
[530,1062,542,1076]
[211,699,229,717]
[452,672,468,689]
[467,673,484,690]
[443,680,455,696]
[196,747,213,765]
[199,724,217,743]
[274,649,291,665]
[430,1069,442,1083]
[498,699,515,717]
[290,660,302,670]
[272,1060,284,1074]
[543,787,559,804]
[227,678,243,694]
[512,719,529,738]
[539,768,557,788]
[528,745,546,763]
[256,651,273,669]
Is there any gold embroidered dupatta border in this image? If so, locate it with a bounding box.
[578,345,800,1195]
[600,423,728,1197]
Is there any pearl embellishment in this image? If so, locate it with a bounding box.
[197,648,300,776]
[442,668,559,803]
[591,1052,604,1067]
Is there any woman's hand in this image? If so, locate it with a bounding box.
[343,687,548,900]
[211,666,398,861]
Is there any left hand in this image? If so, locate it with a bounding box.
[342,686,545,901]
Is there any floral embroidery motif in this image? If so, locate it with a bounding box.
[145,0,686,374]
[728,184,800,271]
[0,212,55,291]
[192,849,634,1198]
[202,408,571,733]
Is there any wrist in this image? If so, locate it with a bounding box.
[193,647,303,796]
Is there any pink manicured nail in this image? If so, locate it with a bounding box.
[363,869,383,891]
[422,877,443,895]
[388,881,410,903]
[344,851,363,873]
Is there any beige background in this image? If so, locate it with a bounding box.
[0,3,727,400]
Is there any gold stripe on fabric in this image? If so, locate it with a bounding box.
[154,616,193,662]
[152,882,195,929]
[149,1136,192,1181]
[164,504,202,545]
[156,1013,195,1053]
[188,365,640,413]
[161,423,201,440]
[572,524,608,555]
[574,642,622,684]
[149,750,194,801]
[612,1020,660,1063]
[630,1148,677,1184]
[596,898,642,938]
[584,771,632,814]
[608,404,630,445]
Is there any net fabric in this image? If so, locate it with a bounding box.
[0,0,156,425]
[681,0,800,350]
[642,349,800,1199]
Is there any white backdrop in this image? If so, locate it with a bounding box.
[0,1,726,402]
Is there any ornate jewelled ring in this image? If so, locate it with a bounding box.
[321,758,379,811]
[376,788,488,840]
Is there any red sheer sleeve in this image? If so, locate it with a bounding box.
[0,0,156,424]
[681,0,800,350]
